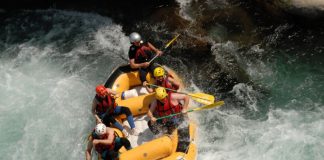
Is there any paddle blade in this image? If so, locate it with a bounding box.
[193,101,225,112]
[188,92,215,105]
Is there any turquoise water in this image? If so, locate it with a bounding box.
[1,9,324,160]
[266,49,324,110]
[197,27,324,159]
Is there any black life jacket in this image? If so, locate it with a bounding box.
[134,44,153,63]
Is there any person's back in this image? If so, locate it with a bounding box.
[129,42,154,64]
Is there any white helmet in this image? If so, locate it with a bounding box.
[95,123,106,136]
[129,32,141,43]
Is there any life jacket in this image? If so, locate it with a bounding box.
[156,74,179,91]
[92,131,115,153]
[155,92,183,119]
[134,44,153,63]
[95,94,116,115]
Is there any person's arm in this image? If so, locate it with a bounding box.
[143,81,154,93]
[167,77,180,89]
[85,136,94,160]
[92,99,102,124]
[148,42,162,56]
[147,100,157,122]
[172,93,189,112]
[93,128,115,146]
[129,58,149,69]
[107,88,117,96]
[106,88,121,98]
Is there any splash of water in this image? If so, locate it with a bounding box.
[0,10,129,159]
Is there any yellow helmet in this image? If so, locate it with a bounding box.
[153,67,165,78]
[155,87,168,100]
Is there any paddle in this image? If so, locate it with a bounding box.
[149,34,180,64]
[148,84,215,105]
[156,101,225,120]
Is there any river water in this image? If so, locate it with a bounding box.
[0,6,323,160]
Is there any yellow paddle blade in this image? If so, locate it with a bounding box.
[165,34,180,49]
[193,101,225,112]
[188,92,215,105]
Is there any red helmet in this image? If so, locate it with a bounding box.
[96,85,106,96]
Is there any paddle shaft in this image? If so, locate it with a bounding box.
[148,84,212,102]
[156,110,193,120]
[149,34,179,64]
[148,49,165,63]
[156,101,224,120]
[149,83,177,92]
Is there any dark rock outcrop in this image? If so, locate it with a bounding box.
[251,0,324,20]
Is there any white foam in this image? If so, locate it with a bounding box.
[197,103,324,160]
[230,83,258,111]
[0,10,130,159]
[290,0,324,10]
[176,0,195,21]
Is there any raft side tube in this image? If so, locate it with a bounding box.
[162,143,197,160]
[116,93,155,117]
[111,71,154,93]
[119,136,173,160]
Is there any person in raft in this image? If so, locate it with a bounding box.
[128,32,163,84]
[143,66,180,93]
[147,87,189,135]
[92,85,138,137]
[120,67,180,100]
[86,123,132,160]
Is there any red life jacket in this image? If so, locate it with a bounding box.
[156,74,179,91]
[155,92,183,118]
[93,132,115,153]
[95,94,116,115]
[134,44,153,63]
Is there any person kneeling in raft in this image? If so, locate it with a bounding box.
[147,87,189,135]
[143,66,180,93]
[86,123,132,160]
[92,85,139,137]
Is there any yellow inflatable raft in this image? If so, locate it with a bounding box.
[103,64,197,160]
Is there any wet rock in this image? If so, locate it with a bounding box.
[252,0,324,19]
